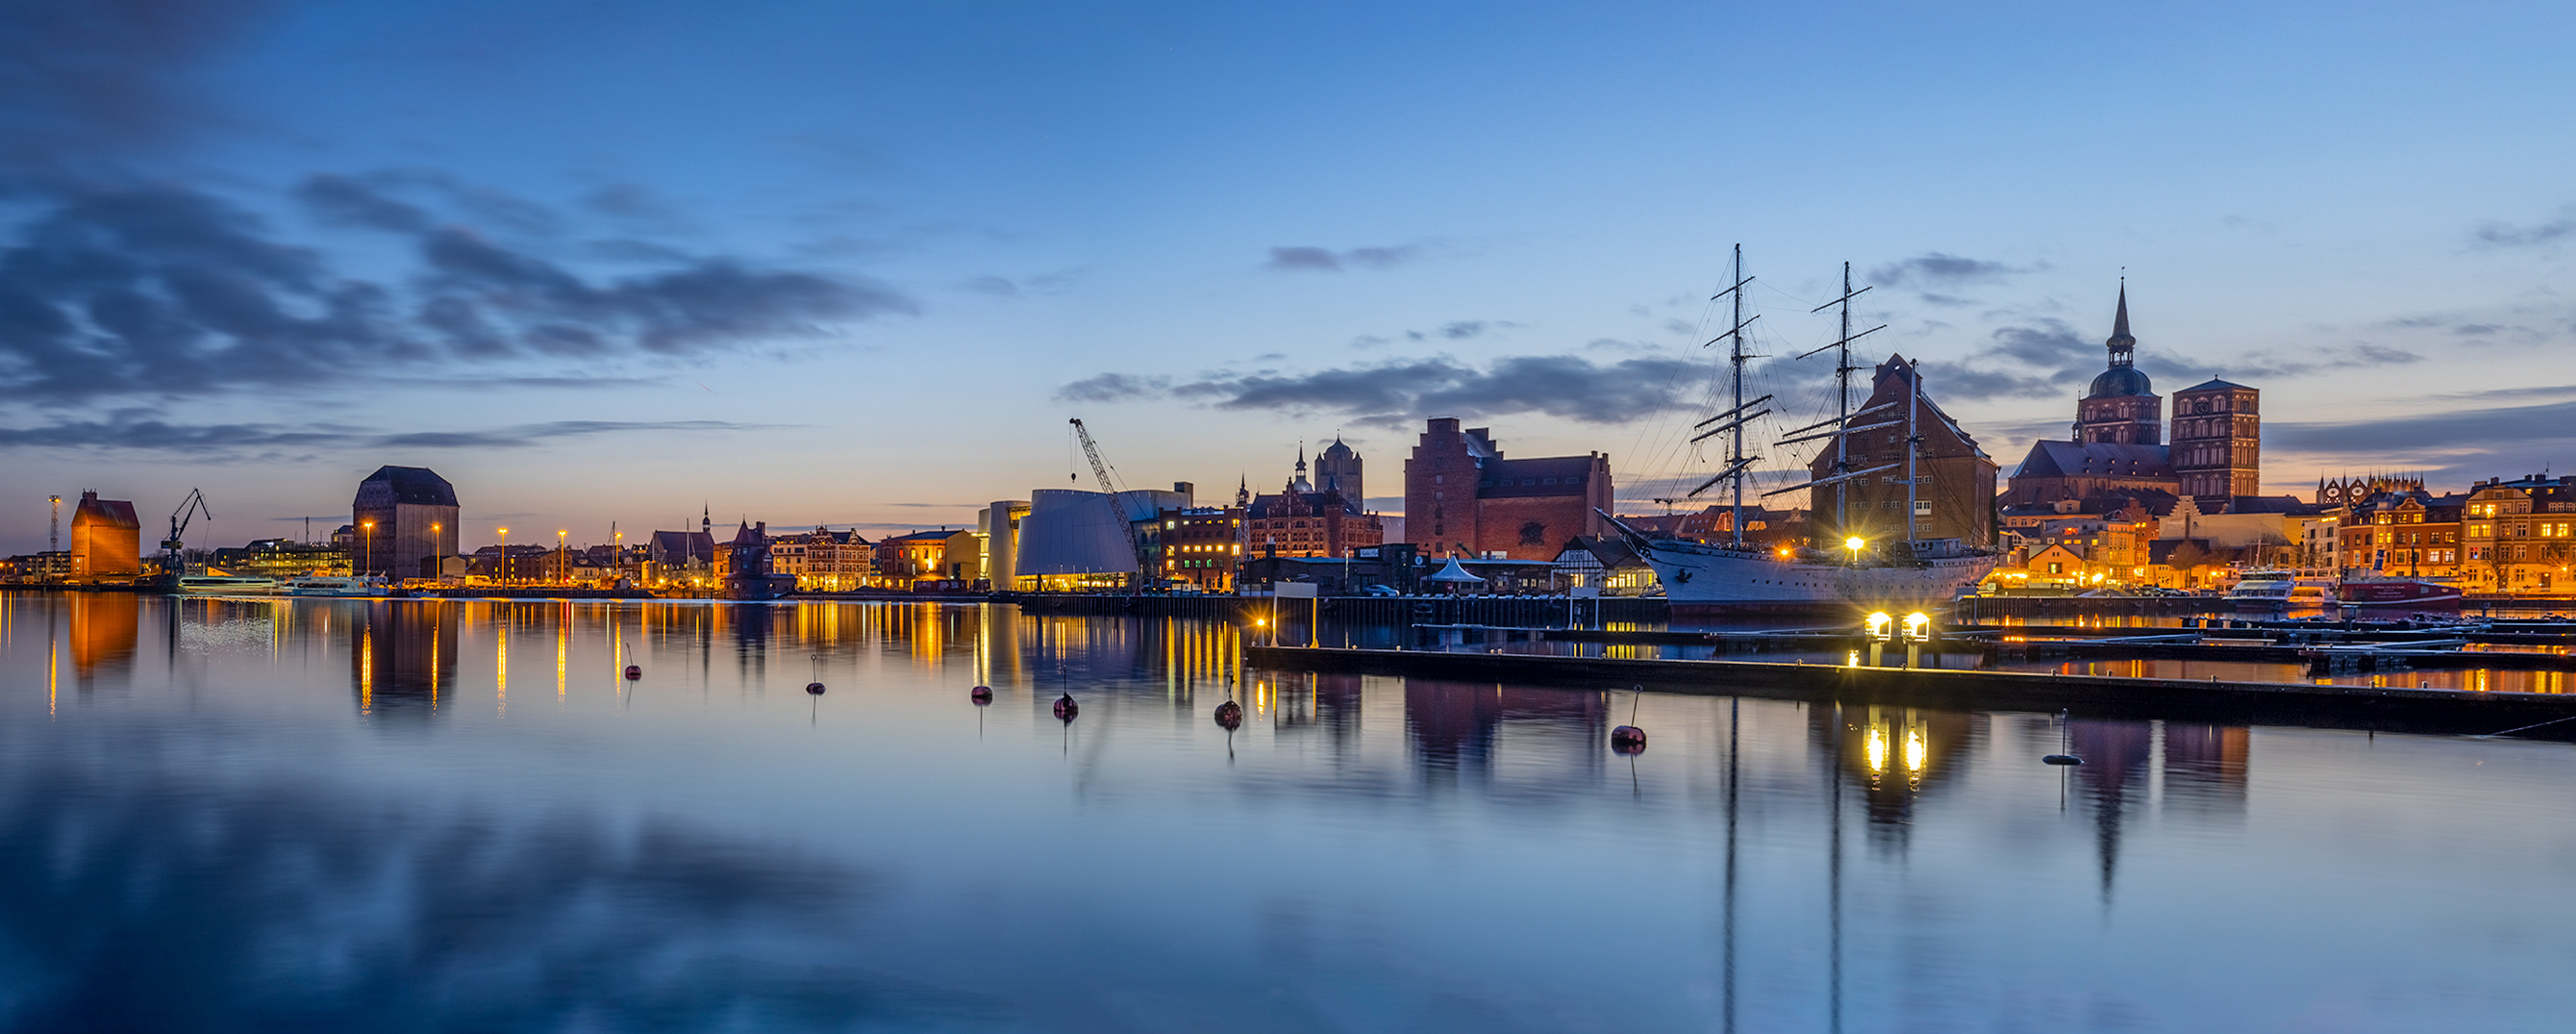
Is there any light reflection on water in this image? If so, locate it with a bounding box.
[7,593,2576,1031]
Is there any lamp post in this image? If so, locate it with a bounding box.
[428,522,440,584]
[497,527,509,587]
[558,530,568,586]
[1845,536,1866,568]
[361,519,375,579]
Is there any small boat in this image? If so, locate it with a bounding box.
[2338,576,2464,611]
[284,575,388,597]
[173,575,282,595]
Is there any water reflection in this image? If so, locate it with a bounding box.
[7,594,2576,1030]
[349,600,458,719]
[0,733,960,1029]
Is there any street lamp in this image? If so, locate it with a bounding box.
[1845,536,1866,567]
[558,530,568,586]
[360,519,375,579]
[429,522,440,584]
[497,527,509,587]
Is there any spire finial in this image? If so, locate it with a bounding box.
[2106,277,2137,367]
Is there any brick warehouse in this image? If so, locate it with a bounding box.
[1401,417,1613,561]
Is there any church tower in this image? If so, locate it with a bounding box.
[1313,436,1363,514]
[2073,285,2163,446]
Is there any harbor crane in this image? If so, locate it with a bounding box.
[164,489,211,574]
[1068,418,1149,593]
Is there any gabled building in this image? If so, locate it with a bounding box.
[68,491,142,584]
[1402,418,1613,560]
[1808,355,1999,548]
[769,527,874,592]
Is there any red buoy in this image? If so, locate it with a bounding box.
[970,686,993,705]
[624,665,641,681]
[1610,725,1647,754]
[1053,694,1079,721]
[1213,700,1243,730]
[805,682,826,695]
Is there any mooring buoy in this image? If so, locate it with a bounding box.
[970,685,993,705]
[1053,694,1078,721]
[1610,725,1647,754]
[624,665,641,681]
[1213,700,1243,730]
[805,682,826,695]
[2042,754,2083,766]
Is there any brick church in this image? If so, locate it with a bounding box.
[2003,286,2266,513]
[1401,417,1613,560]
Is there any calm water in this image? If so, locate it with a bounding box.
[10,594,2576,1032]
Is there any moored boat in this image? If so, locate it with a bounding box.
[2337,576,2463,610]
[284,575,390,597]
[173,575,282,595]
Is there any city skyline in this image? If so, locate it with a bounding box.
[6,1,2574,553]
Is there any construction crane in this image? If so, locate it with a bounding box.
[1068,418,1149,592]
[164,489,211,575]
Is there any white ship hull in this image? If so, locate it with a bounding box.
[1638,539,1996,614]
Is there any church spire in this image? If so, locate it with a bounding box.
[2106,280,2136,368]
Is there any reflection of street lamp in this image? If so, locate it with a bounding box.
[497,527,509,587]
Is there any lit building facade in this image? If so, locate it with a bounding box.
[1160,506,1246,591]
[2462,476,2576,593]
[351,466,460,581]
[68,491,142,584]
[770,527,874,592]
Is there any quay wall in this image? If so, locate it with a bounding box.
[1243,644,2576,741]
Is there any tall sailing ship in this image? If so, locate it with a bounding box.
[1612,246,1998,616]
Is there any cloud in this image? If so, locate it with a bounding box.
[1868,252,2025,289]
[0,417,775,455]
[1914,317,2424,403]
[0,179,913,400]
[1076,353,1703,424]
[2267,398,2576,453]
[2473,207,2575,248]
[1440,320,1487,340]
[1053,372,1170,403]
[1261,243,1424,273]
[0,0,288,177]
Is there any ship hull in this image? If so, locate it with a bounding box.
[2337,580,2463,610]
[1639,542,1996,616]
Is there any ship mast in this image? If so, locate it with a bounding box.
[1709,245,1760,547]
[1805,264,1884,542]
[1906,359,1921,544]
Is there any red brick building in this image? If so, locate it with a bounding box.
[1401,417,1613,560]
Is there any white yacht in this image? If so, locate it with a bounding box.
[173,575,282,595]
[284,575,389,596]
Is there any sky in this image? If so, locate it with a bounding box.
[4,0,2573,554]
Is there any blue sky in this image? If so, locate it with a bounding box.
[4,0,2572,553]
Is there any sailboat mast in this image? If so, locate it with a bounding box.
[1730,244,1747,548]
